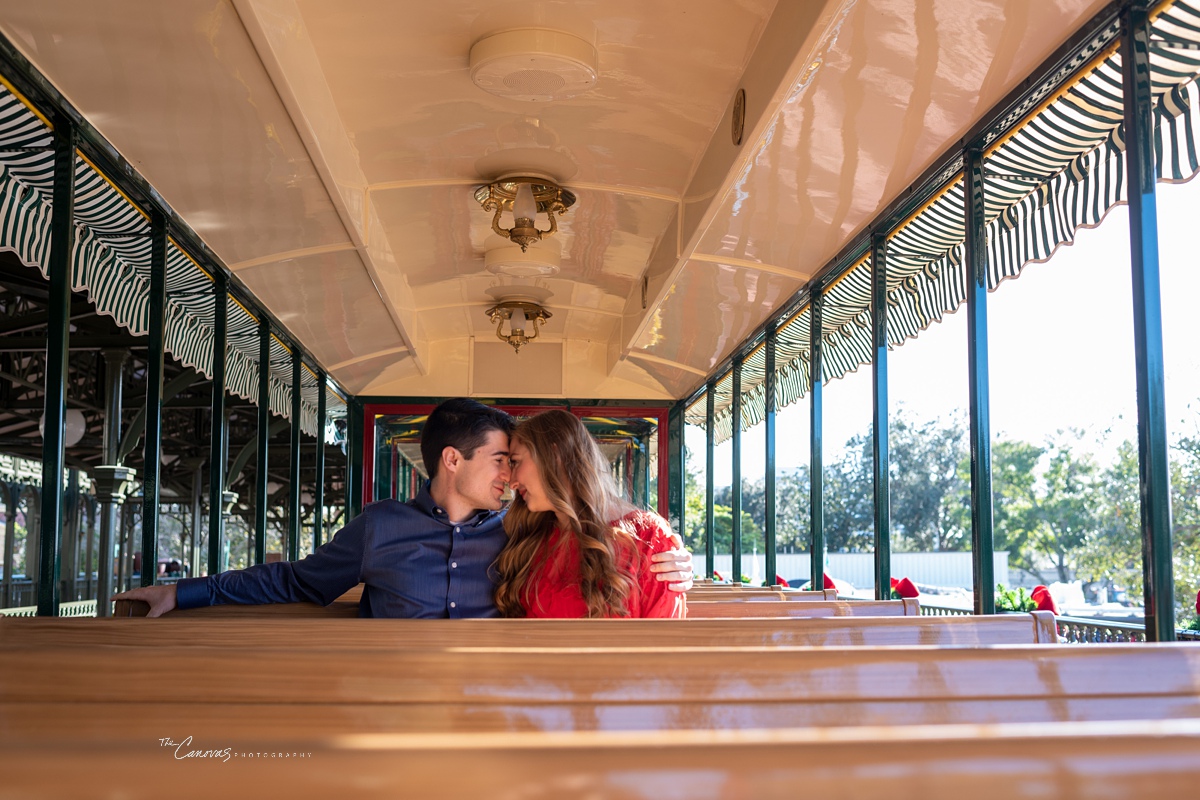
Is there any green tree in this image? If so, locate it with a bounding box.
[1076,439,1141,601]
[823,434,874,552]
[1029,434,1100,582]
[888,410,968,552]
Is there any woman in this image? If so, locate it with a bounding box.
[494,409,686,618]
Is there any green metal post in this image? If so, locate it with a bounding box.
[207,273,228,576]
[314,372,326,548]
[140,211,167,587]
[809,292,825,591]
[964,146,996,614]
[1122,2,1174,641]
[871,232,891,600]
[704,383,715,579]
[731,360,743,584]
[765,325,777,585]
[289,349,302,561]
[255,318,269,565]
[347,399,363,521]
[641,435,651,511]
[667,402,685,544]
[37,117,74,616]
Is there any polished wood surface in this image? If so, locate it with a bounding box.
[684,587,839,601]
[685,598,919,616]
[4,721,1199,799]
[4,644,1197,706]
[11,692,1194,742]
[0,612,1058,649]
[114,584,365,618]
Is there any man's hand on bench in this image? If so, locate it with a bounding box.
[651,534,694,592]
[113,584,178,618]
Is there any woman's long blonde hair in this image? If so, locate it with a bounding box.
[493,409,638,618]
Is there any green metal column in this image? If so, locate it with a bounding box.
[704,382,715,579]
[37,116,74,616]
[314,372,326,548]
[641,435,651,511]
[731,360,743,584]
[207,272,228,577]
[964,146,996,614]
[667,401,685,544]
[809,292,825,591]
[871,233,891,599]
[289,348,302,561]
[347,399,363,521]
[255,318,270,565]
[765,325,777,585]
[1122,2,1174,641]
[140,212,167,587]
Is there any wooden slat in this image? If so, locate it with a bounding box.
[685,598,918,617]
[2,644,1196,706]
[685,588,839,601]
[0,612,1058,649]
[3,721,1199,799]
[9,692,1190,741]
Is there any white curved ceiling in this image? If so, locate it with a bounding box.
[0,0,1108,399]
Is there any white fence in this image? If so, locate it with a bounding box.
[710,551,1009,591]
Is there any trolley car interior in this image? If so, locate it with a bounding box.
[0,0,1199,797]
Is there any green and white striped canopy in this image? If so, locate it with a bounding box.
[0,81,345,436]
[690,0,1200,443]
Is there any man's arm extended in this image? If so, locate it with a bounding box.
[113,512,370,615]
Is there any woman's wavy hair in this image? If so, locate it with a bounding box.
[493,409,638,618]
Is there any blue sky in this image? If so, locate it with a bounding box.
[690,177,1200,487]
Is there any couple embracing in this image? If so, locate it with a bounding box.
[118,399,692,619]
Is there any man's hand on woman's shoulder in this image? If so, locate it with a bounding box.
[649,532,694,592]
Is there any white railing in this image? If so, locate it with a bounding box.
[0,599,99,617]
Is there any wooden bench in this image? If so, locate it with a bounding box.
[3,643,1198,743]
[685,587,839,601]
[113,584,365,618]
[4,719,1199,799]
[685,598,918,617]
[112,586,888,618]
[0,612,1059,649]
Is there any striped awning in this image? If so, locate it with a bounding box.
[0,80,346,436]
[691,0,1200,445]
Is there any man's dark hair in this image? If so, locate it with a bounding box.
[421,398,515,480]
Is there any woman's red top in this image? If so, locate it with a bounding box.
[519,511,686,618]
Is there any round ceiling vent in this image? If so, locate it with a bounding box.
[470,29,598,102]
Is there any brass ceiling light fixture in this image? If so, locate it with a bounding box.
[484,287,552,353]
[474,177,575,252]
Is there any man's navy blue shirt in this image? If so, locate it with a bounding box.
[175,483,505,618]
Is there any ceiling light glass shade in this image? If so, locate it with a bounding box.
[513,182,537,222]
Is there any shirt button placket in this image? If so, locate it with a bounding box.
[449,526,462,617]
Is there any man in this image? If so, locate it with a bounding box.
[116,398,693,617]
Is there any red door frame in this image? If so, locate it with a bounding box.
[362,403,670,516]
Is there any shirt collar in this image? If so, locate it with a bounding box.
[413,480,502,527]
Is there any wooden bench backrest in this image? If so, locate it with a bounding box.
[685,598,918,617]
[4,643,1195,706]
[113,586,858,617]
[5,719,1200,799]
[685,588,838,601]
[0,612,1058,649]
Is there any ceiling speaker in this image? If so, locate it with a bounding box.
[470,29,598,102]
